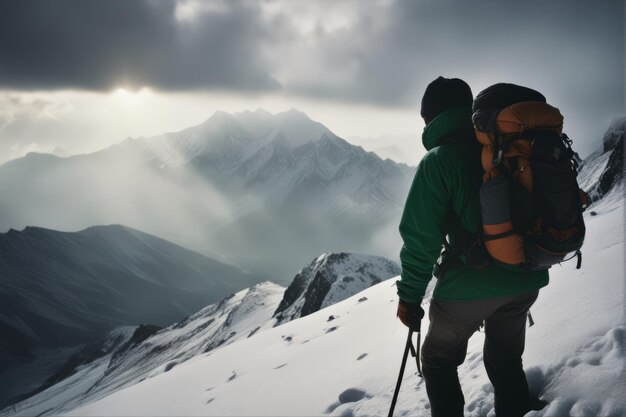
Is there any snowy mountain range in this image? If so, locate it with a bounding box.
[1,253,400,416]
[0,225,258,407]
[2,117,621,417]
[0,109,415,281]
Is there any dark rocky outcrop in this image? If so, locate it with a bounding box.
[583,117,625,202]
[273,252,400,326]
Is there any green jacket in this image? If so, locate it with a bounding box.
[396,106,549,302]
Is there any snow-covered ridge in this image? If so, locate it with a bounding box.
[2,252,402,417]
[0,282,284,417]
[273,252,401,326]
[54,191,624,417]
[0,224,257,407]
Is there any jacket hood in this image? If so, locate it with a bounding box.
[422,106,474,151]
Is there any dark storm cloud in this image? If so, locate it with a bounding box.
[286,0,623,111]
[276,0,622,154]
[0,0,622,148]
[0,0,280,91]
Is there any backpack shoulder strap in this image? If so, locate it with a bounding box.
[434,204,490,279]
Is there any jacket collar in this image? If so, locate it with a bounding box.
[422,106,474,151]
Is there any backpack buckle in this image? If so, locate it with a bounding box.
[493,149,503,166]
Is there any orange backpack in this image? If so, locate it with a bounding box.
[472,84,589,270]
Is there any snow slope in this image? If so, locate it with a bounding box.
[0,283,284,417]
[2,252,403,416]
[0,224,258,408]
[57,191,623,416]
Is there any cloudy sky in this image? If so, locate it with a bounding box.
[0,0,623,163]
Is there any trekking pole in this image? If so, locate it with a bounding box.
[388,329,422,417]
[410,330,423,377]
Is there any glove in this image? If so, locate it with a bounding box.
[397,299,424,332]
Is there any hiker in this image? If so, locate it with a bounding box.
[395,77,549,417]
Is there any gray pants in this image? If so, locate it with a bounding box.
[421,290,539,417]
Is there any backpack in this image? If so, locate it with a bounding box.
[470,83,590,271]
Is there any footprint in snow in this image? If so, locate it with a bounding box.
[326,326,338,334]
[325,388,370,414]
[339,388,368,403]
[357,353,368,360]
[227,371,236,382]
[206,398,214,404]
[273,363,288,370]
[357,297,368,303]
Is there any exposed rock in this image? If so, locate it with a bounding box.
[582,117,625,202]
[273,252,400,326]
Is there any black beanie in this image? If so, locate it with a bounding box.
[420,76,473,123]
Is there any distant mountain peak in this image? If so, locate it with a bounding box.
[198,110,240,129]
[253,108,273,117]
[282,107,307,116]
[210,110,231,118]
[51,147,69,157]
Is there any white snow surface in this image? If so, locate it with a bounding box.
[3,252,403,417]
[1,282,285,417]
[56,196,624,417]
[577,149,611,193]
